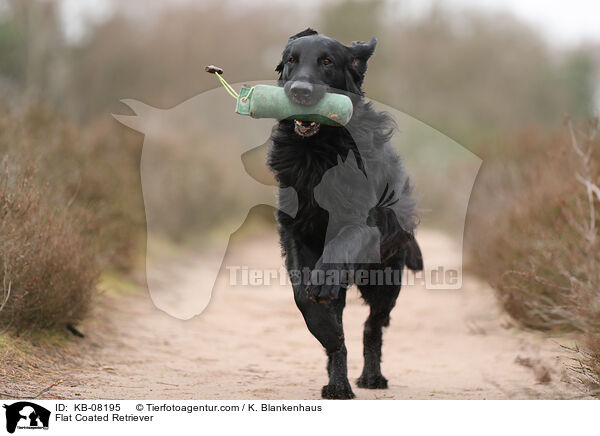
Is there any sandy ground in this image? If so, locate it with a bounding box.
[3,230,587,400]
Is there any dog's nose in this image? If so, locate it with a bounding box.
[289,81,314,104]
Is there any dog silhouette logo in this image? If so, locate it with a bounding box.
[3,402,50,433]
[113,80,482,319]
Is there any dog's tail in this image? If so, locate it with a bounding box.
[369,205,424,271]
[405,236,423,272]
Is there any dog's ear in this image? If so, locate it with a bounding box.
[348,37,377,86]
[288,28,318,42]
[275,60,284,75]
[277,28,319,76]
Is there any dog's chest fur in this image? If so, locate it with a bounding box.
[268,124,361,253]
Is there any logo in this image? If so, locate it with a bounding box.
[113,80,481,318]
[3,402,50,434]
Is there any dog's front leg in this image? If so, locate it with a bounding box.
[283,235,355,399]
[307,224,380,302]
[293,285,354,399]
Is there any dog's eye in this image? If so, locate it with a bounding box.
[287,56,296,64]
[322,58,333,66]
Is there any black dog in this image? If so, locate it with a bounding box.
[267,28,422,399]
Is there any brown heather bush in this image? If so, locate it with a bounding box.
[0,165,99,330]
[466,119,600,395]
[0,105,145,271]
[0,104,144,331]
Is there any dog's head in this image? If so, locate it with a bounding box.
[276,28,377,137]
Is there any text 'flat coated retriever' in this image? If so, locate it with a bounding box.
[267,28,423,399]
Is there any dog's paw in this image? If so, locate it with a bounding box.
[356,373,388,389]
[321,380,355,399]
[306,283,339,303]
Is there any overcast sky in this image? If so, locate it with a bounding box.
[439,0,600,47]
[59,0,600,47]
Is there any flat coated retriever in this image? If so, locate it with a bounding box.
[267,28,422,399]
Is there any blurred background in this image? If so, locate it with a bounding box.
[1,0,599,395]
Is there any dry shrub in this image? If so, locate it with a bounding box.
[62,118,145,271]
[0,103,143,330]
[466,119,600,394]
[571,339,600,394]
[0,165,99,330]
[0,105,145,271]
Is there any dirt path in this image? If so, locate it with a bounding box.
[7,230,585,400]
